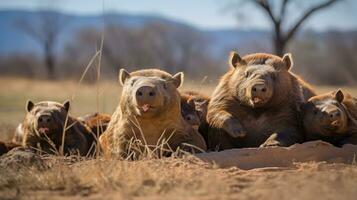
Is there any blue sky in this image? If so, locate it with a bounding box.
[0,0,356,30]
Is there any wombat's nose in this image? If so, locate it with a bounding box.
[252,84,267,94]
[136,86,157,99]
[327,110,341,122]
[38,115,52,124]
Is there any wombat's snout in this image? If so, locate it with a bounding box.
[135,85,160,113]
[252,84,267,94]
[324,108,342,127]
[37,114,53,134]
[250,83,270,105]
[136,85,157,101]
[38,114,52,125]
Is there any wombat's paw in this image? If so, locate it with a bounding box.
[259,139,282,148]
[225,125,247,138]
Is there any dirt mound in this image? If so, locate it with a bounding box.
[196,141,357,169]
[0,147,47,170]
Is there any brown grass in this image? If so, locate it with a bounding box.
[1,77,357,199]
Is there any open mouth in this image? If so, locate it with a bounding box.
[250,97,267,106]
[37,127,50,134]
[139,104,156,113]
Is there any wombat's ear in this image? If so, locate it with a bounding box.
[26,100,34,112]
[282,53,293,70]
[62,100,70,112]
[334,89,344,103]
[119,69,131,86]
[229,51,245,68]
[172,72,184,88]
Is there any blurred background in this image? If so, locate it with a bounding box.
[1,0,357,138]
[1,0,357,84]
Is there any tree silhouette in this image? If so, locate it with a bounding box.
[233,0,341,56]
[16,12,65,79]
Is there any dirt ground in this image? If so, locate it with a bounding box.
[1,155,357,200]
[1,78,357,200]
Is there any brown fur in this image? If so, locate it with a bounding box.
[79,112,111,143]
[207,52,315,150]
[180,90,210,142]
[180,91,209,126]
[99,69,207,158]
[301,90,357,146]
[20,101,92,156]
[12,123,24,144]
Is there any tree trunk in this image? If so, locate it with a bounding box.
[274,36,285,57]
[45,54,55,79]
[44,42,55,79]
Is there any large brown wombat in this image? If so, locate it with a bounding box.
[301,90,357,146]
[18,100,93,156]
[99,69,207,158]
[207,51,316,150]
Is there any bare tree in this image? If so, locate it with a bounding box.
[16,12,66,79]
[232,0,341,56]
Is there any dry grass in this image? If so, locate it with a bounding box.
[1,77,357,199]
[1,156,357,200]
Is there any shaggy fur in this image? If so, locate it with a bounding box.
[20,101,92,156]
[301,90,357,146]
[78,112,111,145]
[99,69,207,158]
[206,52,316,150]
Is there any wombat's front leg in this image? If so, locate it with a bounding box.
[260,128,303,147]
[208,111,246,138]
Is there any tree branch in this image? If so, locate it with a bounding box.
[279,0,290,24]
[252,0,279,26]
[284,0,341,42]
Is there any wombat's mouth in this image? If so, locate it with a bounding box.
[321,120,342,131]
[323,124,341,133]
[37,127,50,134]
[249,97,269,107]
[138,104,156,113]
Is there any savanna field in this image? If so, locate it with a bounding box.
[1,77,357,200]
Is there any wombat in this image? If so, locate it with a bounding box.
[300,90,357,146]
[20,100,92,156]
[180,91,209,128]
[206,51,316,150]
[180,90,210,142]
[99,69,207,158]
[78,112,111,142]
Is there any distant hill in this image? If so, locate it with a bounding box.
[0,10,356,60]
[0,10,272,58]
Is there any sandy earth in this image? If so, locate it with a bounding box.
[0,141,356,200]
